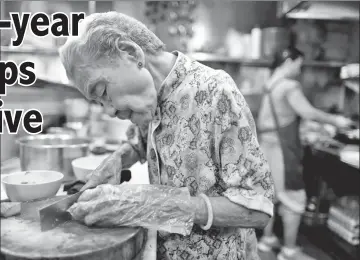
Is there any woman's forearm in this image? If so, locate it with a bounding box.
[309,109,338,126]
[191,196,270,229]
[286,88,339,127]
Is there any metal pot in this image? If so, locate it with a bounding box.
[16,134,91,182]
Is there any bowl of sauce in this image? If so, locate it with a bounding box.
[1,170,64,202]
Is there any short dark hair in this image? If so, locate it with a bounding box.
[271,47,304,70]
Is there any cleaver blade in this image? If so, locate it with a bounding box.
[39,191,84,232]
[21,196,68,221]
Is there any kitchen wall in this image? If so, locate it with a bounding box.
[1,1,280,53]
[184,1,278,52]
[112,1,279,52]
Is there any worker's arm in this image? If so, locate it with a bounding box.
[286,84,351,128]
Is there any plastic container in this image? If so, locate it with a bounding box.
[251,25,262,59]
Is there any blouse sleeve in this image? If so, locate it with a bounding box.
[125,123,148,164]
[213,72,275,217]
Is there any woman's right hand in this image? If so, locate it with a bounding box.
[333,115,354,130]
[81,143,133,191]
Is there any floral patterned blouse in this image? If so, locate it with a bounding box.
[126,51,274,260]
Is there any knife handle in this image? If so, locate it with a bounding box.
[120,169,131,183]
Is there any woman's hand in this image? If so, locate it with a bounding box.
[68,183,195,236]
[333,115,354,130]
[80,152,122,191]
[81,143,135,191]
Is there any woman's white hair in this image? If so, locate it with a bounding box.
[59,12,165,81]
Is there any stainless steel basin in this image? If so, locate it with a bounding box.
[17,134,91,182]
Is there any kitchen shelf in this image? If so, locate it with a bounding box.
[1,48,348,69]
[303,60,348,68]
[342,76,360,81]
[187,53,272,67]
[0,46,59,56]
[3,70,73,89]
[36,75,72,88]
[187,53,347,68]
[280,1,360,22]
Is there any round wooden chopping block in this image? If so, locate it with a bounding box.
[1,217,145,260]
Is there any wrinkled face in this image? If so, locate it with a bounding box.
[284,57,303,78]
[73,57,157,126]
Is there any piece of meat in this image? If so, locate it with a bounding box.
[1,202,21,218]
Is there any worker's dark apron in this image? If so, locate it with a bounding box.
[258,79,305,191]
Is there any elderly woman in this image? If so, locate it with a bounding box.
[60,12,274,260]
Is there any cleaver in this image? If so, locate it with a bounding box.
[39,169,132,231]
[39,191,85,232]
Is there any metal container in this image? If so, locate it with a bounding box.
[16,135,91,182]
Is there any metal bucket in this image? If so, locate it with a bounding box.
[16,134,91,182]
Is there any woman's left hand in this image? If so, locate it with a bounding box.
[333,115,354,130]
[68,183,195,235]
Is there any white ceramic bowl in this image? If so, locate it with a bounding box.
[1,171,64,202]
[71,155,107,181]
